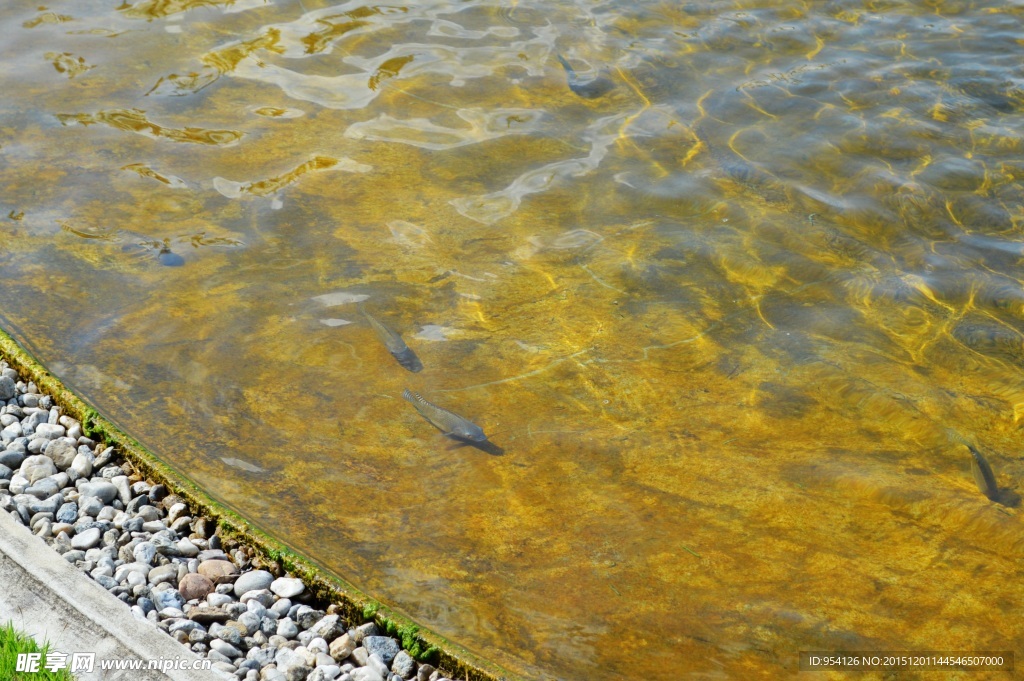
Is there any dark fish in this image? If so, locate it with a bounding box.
[967,444,1000,500]
[556,54,615,99]
[402,389,487,442]
[362,308,422,373]
[947,430,1020,506]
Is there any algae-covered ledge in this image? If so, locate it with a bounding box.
[0,326,518,681]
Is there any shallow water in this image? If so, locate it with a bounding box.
[2,0,1024,678]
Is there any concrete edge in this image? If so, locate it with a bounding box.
[0,327,520,681]
[0,508,226,681]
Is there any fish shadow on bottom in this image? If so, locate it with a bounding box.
[446,437,505,457]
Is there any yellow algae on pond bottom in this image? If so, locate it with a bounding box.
[2,0,1024,679]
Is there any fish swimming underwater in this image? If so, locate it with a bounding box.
[402,389,487,442]
[965,444,1020,506]
[556,54,615,99]
[362,308,423,373]
[946,430,1021,506]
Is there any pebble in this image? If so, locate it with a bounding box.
[79,480,118,504]
[0,450,25,469]
[44,439,78,469]
[199,559,239,584]
[179,572,215,601]
[71,527,101,550]
[210,638,242,659]
[149,563,179,586]
[234,570,274,597]
[133,541,157,565]
[271,577,305,599]
[33,423,65,440]
[152,589,185,611]
[367,654,390,680]
[78,495,104,517]
[391,652,415,680]
[363,638,401,667]
[20,455,57,483]
[0,375,15,400]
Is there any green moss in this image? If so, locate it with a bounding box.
[362,602,379,620]
[397,623,419,650]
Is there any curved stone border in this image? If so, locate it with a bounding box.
[0,327,518,681]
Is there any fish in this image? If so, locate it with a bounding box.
[946,430,1021,506]
[556,54,615,99]
[402,389,487,442]
[362,308,423,373]
[967,443,1000,501]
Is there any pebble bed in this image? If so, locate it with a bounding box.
[0,360,457,681]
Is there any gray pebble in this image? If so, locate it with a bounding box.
[20,455,57,483]
[29,493,62,515]
[295,607,325,630]
[78,495,104,517]
[206,649,233,664]
[207,593,233,608]
[240,589,274,608]
[169,619,203,635]
[71,527,101,550]
[217,625,244,647]
[33,423,65,440]
[367,653,389,680]
[136,504,160,522]
[362,638,400,668]
[0,376,16,401]
[270,598,292,618]
[25,478,60,499]
[391,651,415,680]
[277,618,299,639]
[271,577,305,599]
[44,439,77,469]
[310,615,344,642]
[350,667,384,681]
[0,450,25,469]
[177,538,199,557]
[110,475,132,505]
[78,480,117,504]
[233,569,274,597]
[247,647,275,667]
[149,563,179,586]
[70,450,94,478]
[133,541,157,565]
[152,588,185,611]
[354,623,379,642]
[210,638,243,659]
[245,599,267,619]
[237,611,261,636]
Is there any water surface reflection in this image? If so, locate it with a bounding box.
[2,0,1024,678]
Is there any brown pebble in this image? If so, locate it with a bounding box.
[189,606,231,625]
[179,572,215,601]
[197,559,239,584]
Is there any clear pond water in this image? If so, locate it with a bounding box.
[2,0,1024,678]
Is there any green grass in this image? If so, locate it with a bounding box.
[0,622,76,680]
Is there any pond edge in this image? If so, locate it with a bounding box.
[0,326,521,681]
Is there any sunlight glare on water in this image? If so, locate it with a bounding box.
[2,0,1024,678]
